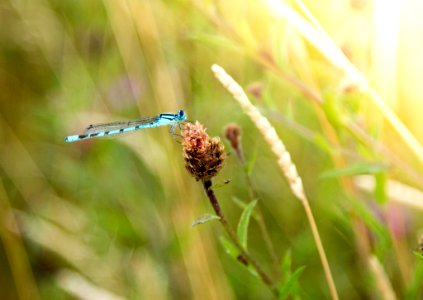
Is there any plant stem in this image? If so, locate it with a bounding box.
[202,180,279,298]
[212,64,339,300]
[301,200,339,300]
[235,146,280,276]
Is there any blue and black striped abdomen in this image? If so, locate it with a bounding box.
[64,110,186,143]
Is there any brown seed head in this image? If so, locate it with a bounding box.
[224,123,241,151]
[247,82,264,100]
[182,121,226,181]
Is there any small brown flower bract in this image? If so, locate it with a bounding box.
[182,121,226,181]
[225,123,241,151]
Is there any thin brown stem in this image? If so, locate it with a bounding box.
[301,200,339,300]
[202,180,279,298]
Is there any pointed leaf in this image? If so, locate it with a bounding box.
[320,163,389,179]
[349,196,390,257]
[220,237,259,279]
[211,179,231,189]
[237,200,257,249]
[232,197,260,221]
[219,236,239,258]
[278,266,306,299]
[280,250,292,277]
[192,214,220,227]
[278,251,305,299]
[232,196,248,210]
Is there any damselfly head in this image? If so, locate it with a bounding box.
[178,109,187,121]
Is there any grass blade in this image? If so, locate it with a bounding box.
[237,200,257,249]
[192,214,220,227]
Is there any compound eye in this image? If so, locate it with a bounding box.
[179,110,184,118]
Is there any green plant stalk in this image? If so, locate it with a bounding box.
[202,180,279,298]
[234,145,280,276]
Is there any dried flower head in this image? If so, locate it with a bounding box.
[182,121,226,181]
[247,82,264,100]
[225,123,241,150]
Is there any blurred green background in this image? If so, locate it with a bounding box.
[1,0,423,299]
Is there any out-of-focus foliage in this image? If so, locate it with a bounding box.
[1,0,423,299]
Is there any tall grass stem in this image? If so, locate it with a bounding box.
[212,64,339,300]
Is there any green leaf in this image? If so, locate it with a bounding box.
[322,92,343,127]
[232,197,260,222]
[219,236,239,258]
[313,134,333,154]
[414,251,423,261]
[280,250,292,277]
[188,33,242,55]
[237,200,257,249]
[211,179,231,189]
[192,214,220,227]
[278,251,305,299]
[374,173,387,204]
[220,237,258,278]
[406,252,423,299]
[278,266,306,299]
[320,163,389,179]
[232,196,248,210]
[349,195,390,258]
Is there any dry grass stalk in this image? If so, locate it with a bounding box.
[368,256,397,300]
[211,64,339,300]
[211,64,306,202]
